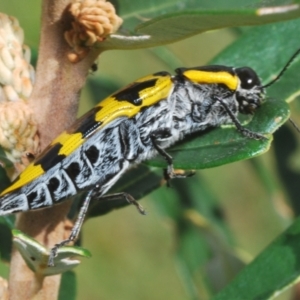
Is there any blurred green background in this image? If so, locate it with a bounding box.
[1,1,300,299]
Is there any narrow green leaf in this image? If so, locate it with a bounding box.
[119,0,262,29]
[0,224,12,262]
[249,156,280,202]
[273,125,300,214]
[102,6,300,49]
[0,166,11,194]
[213,216,300,300]
[177,222,210,271]
[58,271,77,300]
[12,230,91,276]
[0,215,15,230]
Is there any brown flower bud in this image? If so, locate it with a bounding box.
[0,13,38,169]
[65,0,123,62]
[0,13,34,102]
[0,101,39,165]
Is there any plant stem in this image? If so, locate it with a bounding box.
[8,1,101,299]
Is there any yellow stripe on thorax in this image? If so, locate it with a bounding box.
[182,70,238,91]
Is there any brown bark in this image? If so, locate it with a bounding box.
[8,1,101,299]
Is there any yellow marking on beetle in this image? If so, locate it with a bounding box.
[52,132,84,156]
[182,70,238,91]
[0,75,172,196]
[95,75,173,126]
[1,132,85,195]
[0,164,44,196]
[134,74,161,83]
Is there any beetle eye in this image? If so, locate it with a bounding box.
[235,67,261,89]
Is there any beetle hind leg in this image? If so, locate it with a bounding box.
[95,192,145,215]
[48,187,145,267]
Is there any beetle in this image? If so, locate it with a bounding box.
[0,48,299,266]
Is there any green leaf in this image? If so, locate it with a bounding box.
[213,216,300,300]
[102,5,300,50]
[58,271,77,300]
[0,223,12,262]
[273,124,300,215]
[119,0,262,29]
[175,222,211,298]
[12,230,91,276]
[0,215,15,230]
[147,97,289,169]
[0,166,12,194]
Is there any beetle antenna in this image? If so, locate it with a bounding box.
[289,118,300,134]
[262,47,300,89]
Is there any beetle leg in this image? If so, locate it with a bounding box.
[48,188,145,266]
[150,129,195,186]
[48,187,96,267]
[215,97,266,140]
